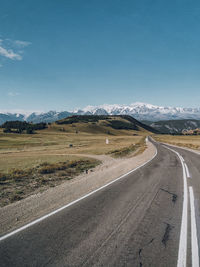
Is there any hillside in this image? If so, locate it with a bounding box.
[55,115,159,134]
[144,119,200,134]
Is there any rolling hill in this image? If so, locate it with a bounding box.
[55,115,159,134]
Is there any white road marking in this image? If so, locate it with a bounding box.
[0,142,158,242]
[189,186,200,267]
[184,163,191,178]
[163,145,188,267]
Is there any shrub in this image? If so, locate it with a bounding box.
[39,162,49,167]
[10,194,23,202]
[26,127,34,134]
[0,173,7,181]
[9,169,28,181]
[39,165,57,174]
[3,127,11,133]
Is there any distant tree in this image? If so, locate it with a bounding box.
[32,122,47,130]
[3,127,11,133]
[1,121,47,134]
[26,127,34,134]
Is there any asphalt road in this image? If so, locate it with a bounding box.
[0,139,199,266]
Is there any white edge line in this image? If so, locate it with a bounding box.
[184,163,191,178]
[163,145,188,267]
[189,186,200,267]
[0,142,158,242]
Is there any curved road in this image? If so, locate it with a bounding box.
[0,139,199,266]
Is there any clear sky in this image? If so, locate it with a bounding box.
[0,0,200,112]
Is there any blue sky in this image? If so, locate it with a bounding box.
[0,0,200,112]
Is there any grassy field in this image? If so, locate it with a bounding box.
[0,130,145,171]
[0,120,147,172]
[154,134,200,150]
[0,117,149,206]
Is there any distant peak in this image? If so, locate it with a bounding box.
[130,102,160,108]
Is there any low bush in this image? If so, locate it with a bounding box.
[0,173,7,182]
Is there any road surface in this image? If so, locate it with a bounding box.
[0,139,199,266]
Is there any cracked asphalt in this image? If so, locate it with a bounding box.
[0,139,199,266]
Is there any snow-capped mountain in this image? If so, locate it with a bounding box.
[0,111,73,125]
[1,102,200,125]
[74,102,200,121]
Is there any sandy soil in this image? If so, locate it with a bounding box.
[0,140,156,236]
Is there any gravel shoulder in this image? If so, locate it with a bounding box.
[0,140,156,236]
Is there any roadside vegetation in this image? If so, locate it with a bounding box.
[108,136,146,157]
[0,158,99,207]
[154,134,200,150]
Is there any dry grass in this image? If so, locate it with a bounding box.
[108,137,146,157]
[0,121,148,206]
[0,158,100,207]
[0,126,146,173]
[154,134,200,150]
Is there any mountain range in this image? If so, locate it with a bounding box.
[144,119,200,134]
[1,102,200,125]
